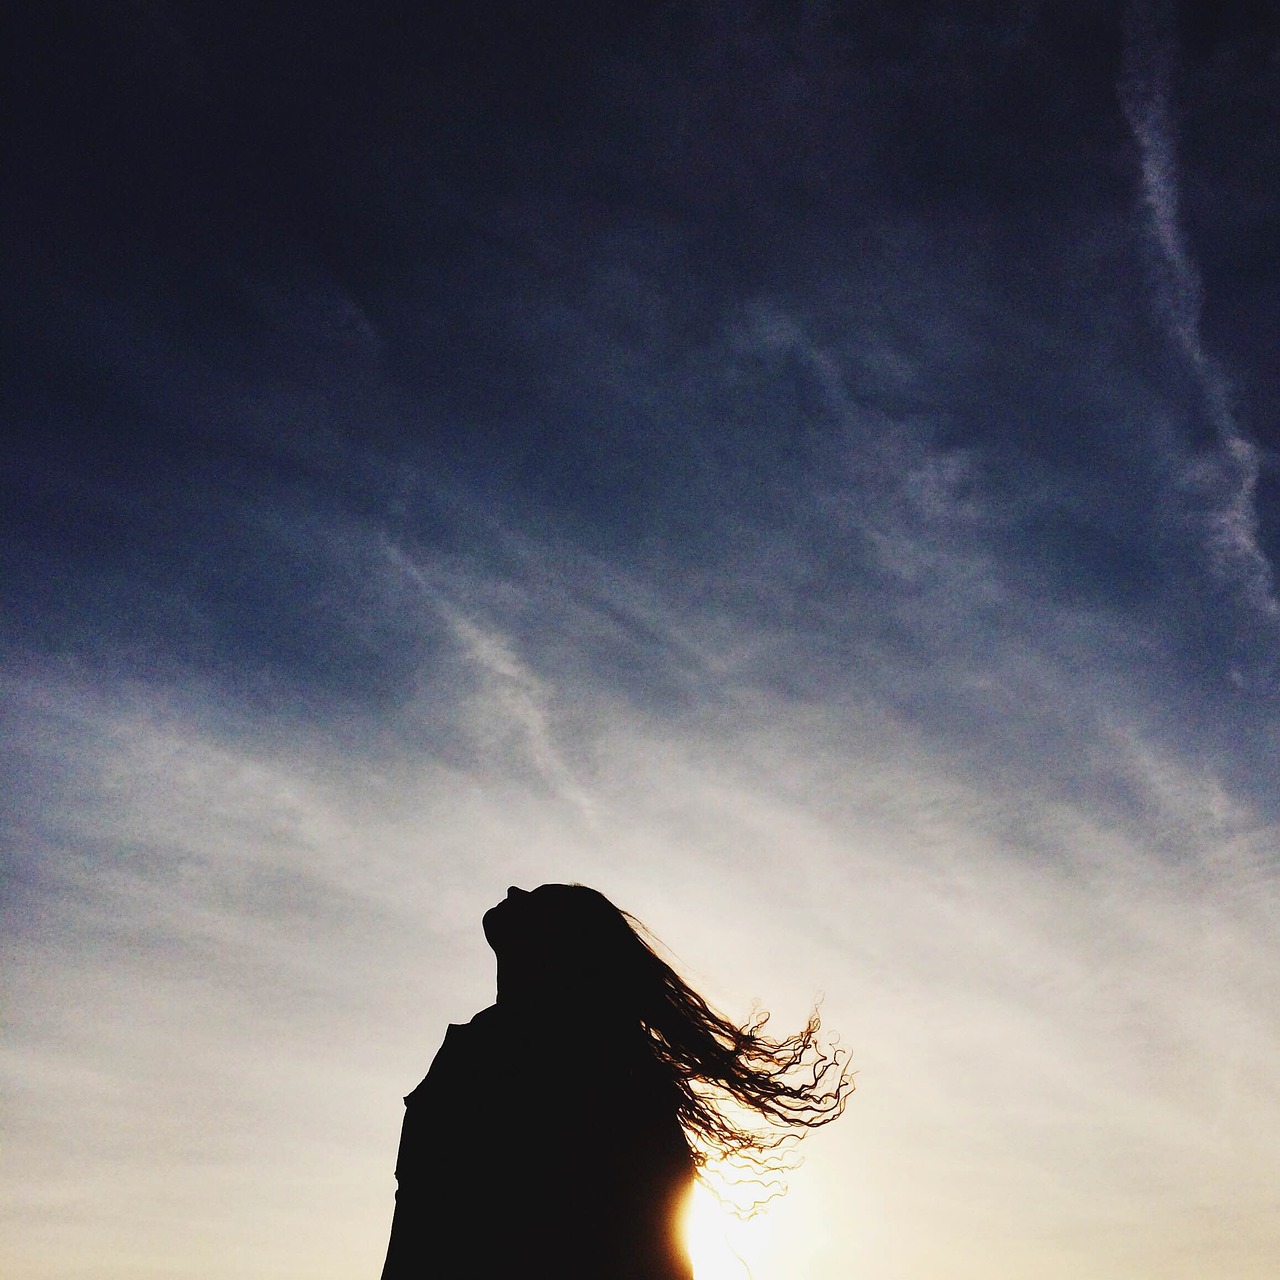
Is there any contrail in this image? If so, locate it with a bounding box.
[383,538,601,821]
[1120,0,1278,620]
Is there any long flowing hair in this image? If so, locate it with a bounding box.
[538,885,854,1179]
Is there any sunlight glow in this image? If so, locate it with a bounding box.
[683,1179,764,1280]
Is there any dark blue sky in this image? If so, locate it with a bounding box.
[8,4,1277,731]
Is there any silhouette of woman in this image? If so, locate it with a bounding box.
[379,884,851,1279]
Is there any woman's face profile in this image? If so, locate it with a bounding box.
[482,884,576,956]
[482,884,533,953]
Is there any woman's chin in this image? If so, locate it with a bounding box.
[481,904,503,947]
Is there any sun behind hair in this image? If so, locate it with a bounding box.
[612,897,853,1184]
[510,884,854,1193]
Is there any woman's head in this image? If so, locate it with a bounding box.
[482,883,649,1012]
[483,883,631,959]
[481,882,854,1177]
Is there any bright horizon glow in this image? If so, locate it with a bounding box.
[4,657,1278,1279]
[684,1178,763,1280]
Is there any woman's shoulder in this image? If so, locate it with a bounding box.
[403,1005,506,1103]
[465,1003,504,1032]
[438,1003,507,1046]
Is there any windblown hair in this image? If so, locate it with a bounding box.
[543,885,854,1175]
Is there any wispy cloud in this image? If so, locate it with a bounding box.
[1120,0,1277,620]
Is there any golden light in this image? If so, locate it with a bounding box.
[683,1178,765,1280]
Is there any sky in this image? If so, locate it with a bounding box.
[3,2,1278,1278]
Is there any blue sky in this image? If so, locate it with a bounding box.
[4,3,1278,1278]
